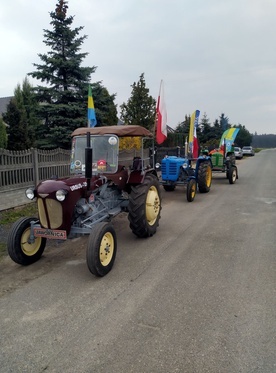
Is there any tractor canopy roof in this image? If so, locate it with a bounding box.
[71,125,153,138]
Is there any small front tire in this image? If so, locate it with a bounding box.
[186,179,197,202]
[86,222,117,277]
[229,167,237,184]
[7,217,46,265]
[163,185,176,192]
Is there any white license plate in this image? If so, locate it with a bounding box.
[34,228,67,240]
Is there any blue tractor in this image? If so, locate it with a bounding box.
[156,154,212,202]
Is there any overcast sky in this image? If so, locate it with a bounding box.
[0,0,275,135]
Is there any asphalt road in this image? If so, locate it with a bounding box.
[0,150,275,373]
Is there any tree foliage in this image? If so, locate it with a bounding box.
[3,78,39,150]
[0,118,7,149]
[120,73,156,132]
[170,112,254,151]
[234,124,253,148]
[28,0,117,149]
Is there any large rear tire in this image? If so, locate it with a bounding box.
[198,161,212,193]
[86,222,117,277]
[7,217,46,265]
[128,175,161,238]
[186,179,197,202]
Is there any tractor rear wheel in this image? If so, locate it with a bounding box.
[128,174,161,238]
[198,161,212,193]
[229,167,237,184]
[86,222,117,277]
[186,179,197,202]
[7,217,46,265]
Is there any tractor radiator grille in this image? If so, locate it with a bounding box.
[162,162,177,177]
[37,198,63,229]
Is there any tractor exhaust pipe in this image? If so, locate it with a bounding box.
[85,132,93,192]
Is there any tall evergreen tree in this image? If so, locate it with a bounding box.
[120,73,156,132]
[3,95,28,150]
[0,118,7,149]
[198,112,211,143]
[29,0,117,148]
[3,78,39,150]
[234,124,253,148]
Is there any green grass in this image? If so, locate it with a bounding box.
[0,203,38,259]
[0,243,7,258]
[0,203,38,225]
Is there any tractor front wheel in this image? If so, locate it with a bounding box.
[163,185,176,192]
[229,167,237,184]
[128,174,161,238]
[86,222,117,277]
[7,217,46,265]
[186,179,197,202]
[198,161,212,193]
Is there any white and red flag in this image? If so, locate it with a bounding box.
[193,124,199,158]
[156,80,167,144]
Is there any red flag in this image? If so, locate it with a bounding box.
[193,125,199,158]
[156,80,167,144]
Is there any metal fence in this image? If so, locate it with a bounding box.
[0,147,153,192]
[0,146,183,193]
[0,148,71,192]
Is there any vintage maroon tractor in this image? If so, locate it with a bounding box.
[7,125,162,277]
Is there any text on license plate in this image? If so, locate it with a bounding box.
[34,228,67,240]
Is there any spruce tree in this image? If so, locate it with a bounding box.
[120,73,156,132]
[199,112,212,143]
[29,0,117,148]
[3,95,28,150]
[0,118,7,149]
[3,78,39,150]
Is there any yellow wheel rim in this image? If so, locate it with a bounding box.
[99,232,114,266]
[191,182,196,198]
[146,185,160,226]
[21,228,43,256]
[206,165,212,187]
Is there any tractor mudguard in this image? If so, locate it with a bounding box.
[128,169,157,184]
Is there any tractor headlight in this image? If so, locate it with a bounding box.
[155,163,161,169]
[182,162,188,169]
[56,189,68,202]
[26,187,35,200]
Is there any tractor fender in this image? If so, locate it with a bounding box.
[128,169,158,185]
[195,156,212,175]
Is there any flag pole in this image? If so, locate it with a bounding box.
[153,80,162,136]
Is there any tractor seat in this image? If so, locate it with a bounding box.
[132,156,142,171]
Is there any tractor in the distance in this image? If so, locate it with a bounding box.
[208,128,240,184]
[209,146,238,184]
[156,148,212,202]
[7,125,162,277]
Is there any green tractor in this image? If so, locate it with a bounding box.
[209,128,240,184]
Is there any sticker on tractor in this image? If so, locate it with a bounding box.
[34,228,67,240]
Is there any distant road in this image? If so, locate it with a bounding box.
[0,149,275,373]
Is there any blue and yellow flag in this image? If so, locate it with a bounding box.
[88,85,97,127]
[219,128,240,152]
[188,110,200,155]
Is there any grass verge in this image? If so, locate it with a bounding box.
[0,203,38,258]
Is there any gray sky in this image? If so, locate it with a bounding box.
[0,0,275,134]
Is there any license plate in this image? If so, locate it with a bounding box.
[34,228,67,240]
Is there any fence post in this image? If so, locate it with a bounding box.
[32,148,39,186]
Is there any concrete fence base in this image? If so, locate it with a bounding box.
[0,187,32,211]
